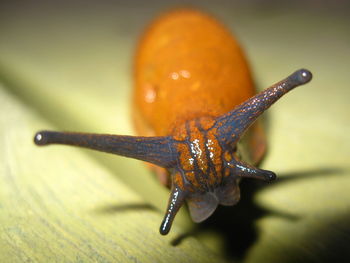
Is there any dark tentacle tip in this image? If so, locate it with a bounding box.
[159,220,170,235]
[292,69,312,85]
[34,131,49,145]
[264,170,277,182]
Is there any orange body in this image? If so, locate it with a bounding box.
[133,9,256,137]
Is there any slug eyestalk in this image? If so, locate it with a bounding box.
[34,69,312,235]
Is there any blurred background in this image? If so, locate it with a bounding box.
[0,0,349,262]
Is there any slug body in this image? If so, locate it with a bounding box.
[34,9,312,235]
[133,10,254,136]
[133,9,265,227]
[133,9,265,186]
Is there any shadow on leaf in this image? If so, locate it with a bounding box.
[91,167,347,262]
[93,203,156,215]
[173,167,347,261]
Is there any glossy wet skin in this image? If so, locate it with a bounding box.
[172,117,225,192]
[34,9,313,235]
[168,116,242,228]
[133,9,254,136]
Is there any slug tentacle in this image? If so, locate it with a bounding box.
[215,69,312,147]
[230,157,276,181]
[159,183,187,235]
[34,131,177,168]
[33,69,312,235]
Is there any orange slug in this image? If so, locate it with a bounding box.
[34,9,312,235]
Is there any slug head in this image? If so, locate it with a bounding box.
[34,69,312,235]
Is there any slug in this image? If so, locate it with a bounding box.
[34,9,312,235]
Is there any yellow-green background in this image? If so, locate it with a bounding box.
[1,0,349,262]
